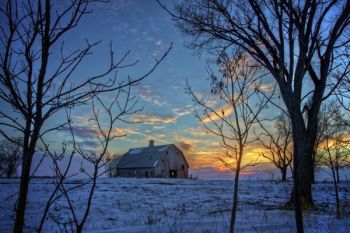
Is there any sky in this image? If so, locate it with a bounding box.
[3,0,280,179]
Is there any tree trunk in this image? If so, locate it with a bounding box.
[296,146,314,207]
[13,149,33,233]
[288,112,314,208]
[336,166,340,184]
[292,122,305,233]
[14,119,40,233]
[310,156,315,184]
[334,181,340,218]
[6,166,13,178]
[229,169,240,233]
[281,167,287,182]
[287,142,314,208]
[77,226,82,233]
[331,169,341,218]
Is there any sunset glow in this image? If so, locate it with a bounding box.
[0,0,278,179]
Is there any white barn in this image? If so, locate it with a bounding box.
[116,140,189,178]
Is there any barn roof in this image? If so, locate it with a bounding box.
[117,144,172,169]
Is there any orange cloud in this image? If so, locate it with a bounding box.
[176,140,194,154]
[202,104,234,124]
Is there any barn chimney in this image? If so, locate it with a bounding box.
[149,140,154,147]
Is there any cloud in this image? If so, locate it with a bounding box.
[202,104,234,124]
[132,113,176,124]
[66,139,100,150]
[138,85,166,106]
[72,115,92,125]
[60,125,97,139]
[186,127,209,136]
[153,125,166,129]
[258,83,275,92]
[172,105,193,117]
[176,140,194,153]
[109,128,127,137]
[121,128,171,144]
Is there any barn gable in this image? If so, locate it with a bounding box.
[116,141,189,178]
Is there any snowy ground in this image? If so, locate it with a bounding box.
[0,178,349,233]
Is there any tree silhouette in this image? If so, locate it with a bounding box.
[258,112,293,182]
[0,1,171,232]
[159,1,350,231]
[187,52,272,233]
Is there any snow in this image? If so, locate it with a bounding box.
[0,178,349,233]
[153,160,158,167]
[129,148,143,154]
[158,146,169,152]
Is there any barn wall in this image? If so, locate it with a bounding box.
[155,160,167,178]
[164,146,189,178]
[117,168,156,178]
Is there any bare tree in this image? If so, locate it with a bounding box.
[37,84,141,232]
[159,0,350,215]
[0,138,21,178]
[317,101,350,218]
[159,1,350,231]
[257,112,293,182]
[106,153,122,177]
[187,52,271,233]
[0,1,171,232]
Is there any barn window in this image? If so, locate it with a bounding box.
[162,159,164,163]
[181,164,185,170]
[166,151,168,154]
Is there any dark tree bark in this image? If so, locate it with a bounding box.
[230,164,240,233]
[281,167,287,182]
[310,161,315,184]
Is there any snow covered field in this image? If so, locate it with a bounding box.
[0,178,349,233]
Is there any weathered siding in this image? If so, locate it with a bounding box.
[155,159,166,177]
[117,168,156,178]
[164,145,189,178]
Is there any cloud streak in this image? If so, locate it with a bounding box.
[202,104,234,124]
[138,85,166,106]
[132,113,176,124]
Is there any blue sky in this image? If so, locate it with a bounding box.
[4,0,279,179]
